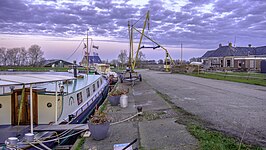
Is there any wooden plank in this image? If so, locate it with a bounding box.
[34,124,88,132]
[55,145,73,150]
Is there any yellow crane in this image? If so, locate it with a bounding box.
[121,10,175,83]
[128,10,175,72]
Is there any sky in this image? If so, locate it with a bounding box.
[0,0,266,62]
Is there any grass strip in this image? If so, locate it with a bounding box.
[74,137,85,150]
[190,72,266,86]
[188,124,262,150]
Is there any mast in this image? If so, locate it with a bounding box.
[128,21,132,70]
[131,22,134,70]
[86,29,89,74]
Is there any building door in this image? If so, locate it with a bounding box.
[227,60,231,67]
[11,88,38,125]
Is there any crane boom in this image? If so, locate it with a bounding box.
[132,26,176,66]
[132,10,150,71]
[128,10,175,72]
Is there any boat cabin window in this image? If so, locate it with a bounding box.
[93,84,96,92]
[86,87,90,98]
[100,78,102,85]
[77,92,83,105]
[97,81,99,88]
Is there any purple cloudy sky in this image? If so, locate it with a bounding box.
[0,0,266,61]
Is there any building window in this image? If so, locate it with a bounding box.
[86,87,90,98]
[238,61,242,68]
[100,78,102,85]
[97,81,99,88]
[93,84,95,92]
[250,60,254,68]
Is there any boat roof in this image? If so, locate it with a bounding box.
[0,74,75,86]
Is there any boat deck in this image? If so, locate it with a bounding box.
[0,125,29,144]
[0,124,88,144]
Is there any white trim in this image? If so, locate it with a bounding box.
[234,57,266,60]
[30,84,33,134]
[0,74,75,86]
[55,82,58,124]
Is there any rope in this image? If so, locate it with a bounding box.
[21,129,87,145]
[43,124,87,140]
[36,140,52,150]
[66,39,84,61]
[110,112,142,126]
[133,13,147,26]
[27,142,43,150]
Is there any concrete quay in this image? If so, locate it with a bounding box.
[82,80,199,150]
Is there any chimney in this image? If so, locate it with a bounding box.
[228,42,232,47]
[73,60,77,78]
[219,43,222,48]
[248,44,252,47]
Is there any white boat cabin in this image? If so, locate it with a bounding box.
[0,73,108,127]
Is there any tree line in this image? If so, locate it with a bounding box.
[0,44,45,66]
[115,50,146,68]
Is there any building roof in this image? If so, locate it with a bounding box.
[202,45,266,58]
[42,59,73,66]
[0,74,75,86]
[201,50,215,58]
[254,46,266,55]
[81,55,102,64]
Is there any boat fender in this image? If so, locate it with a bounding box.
[120,94,128,108]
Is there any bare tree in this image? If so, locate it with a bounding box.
[158,59,163,64]
[19,47,28,66]
[138,51,146,61]
[0,47,7,66]
[28,44,44,66]
[135,51,146,67]
[118,50,128,68]
[6,48,19,66]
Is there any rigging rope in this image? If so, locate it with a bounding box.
[133,13,147,26]
[66,39,84,61]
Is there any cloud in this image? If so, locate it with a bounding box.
[0,0,266,51]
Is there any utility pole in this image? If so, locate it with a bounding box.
[128,21,132,70]
[234,36,236,47]
[181,42,183,65]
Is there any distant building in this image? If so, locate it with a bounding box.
[140,60,157,65]
[42,59,73,68]
[80,53,102,67]
[201,43,266,71]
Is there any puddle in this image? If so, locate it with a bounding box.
[133,90,155,96]
[183,97,196,101]
[134,100,153,107]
